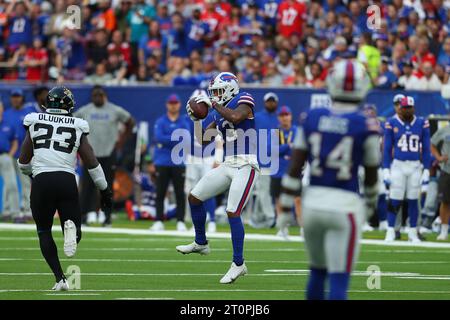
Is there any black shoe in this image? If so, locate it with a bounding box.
[102,216,112,228]
[395,230,401,240]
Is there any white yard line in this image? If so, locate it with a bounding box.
[0,257,448,264]
[116,297,174,300]
[1,288,450,294]
[44,293,101,296]
[2,223,450,248]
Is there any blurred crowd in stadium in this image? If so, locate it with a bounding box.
[0,0,449,89]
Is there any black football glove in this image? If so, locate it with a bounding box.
[100,188,113,212]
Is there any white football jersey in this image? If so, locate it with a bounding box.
[24,112,89,177]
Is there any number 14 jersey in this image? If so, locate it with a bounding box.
[24,112,89,177]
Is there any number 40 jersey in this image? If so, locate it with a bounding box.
[382,114,431,169]
[24,112,89,177]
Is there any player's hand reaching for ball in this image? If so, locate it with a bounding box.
[100,188,113,212]
[195,94,212,109]
[186,101,198,121]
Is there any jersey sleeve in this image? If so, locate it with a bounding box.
[363,117,382,167]
[237,93,255,108]
[23,113,37,128]
[78,119,90,135]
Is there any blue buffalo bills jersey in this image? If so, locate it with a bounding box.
[212,92,256,157]
[382,115,431,169]
[297,107,381,193]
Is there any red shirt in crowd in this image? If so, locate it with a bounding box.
[107,42,132,67]
[25,48,48,81]
[411,51,436,77]
[277,0,307,38]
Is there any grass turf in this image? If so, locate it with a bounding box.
[0,217,450,300]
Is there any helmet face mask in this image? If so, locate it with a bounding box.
[208,72,239,105]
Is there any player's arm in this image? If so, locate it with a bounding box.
[78,134,113,210]
[212,103,252,125]
[17,130,34,176]
[363,134,381,218]
[279,127,308,213]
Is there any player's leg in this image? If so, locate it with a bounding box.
[152,166,171,230]
[302,207,327,300]
[98,154,115,225]
[31,173,67,289]
[220,165,258,284]
[170,166,187,230]
[437,172,450,240]
[55,172,82,257]
[17,168,32,218]
[0,154,20,219]
[385,162,406,241]
[406,165,422,242]
[325,211,362,300]
[176,165,231,254]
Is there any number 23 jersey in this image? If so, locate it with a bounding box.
[24,112,89,176]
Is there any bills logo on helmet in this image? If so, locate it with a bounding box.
[220,73,238,82]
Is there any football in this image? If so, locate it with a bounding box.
[188,97,209,120]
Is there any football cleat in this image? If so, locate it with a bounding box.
[362,222,374,232]
[207,221,217,233]
[176,241,210,255]
[52,279,69,291]
[86,211,97,225]
[63,220,77,258]
[384,227,395,242]
[220,262,248,284]
[378,220,388,231]
[437,233,448,241]
[276,227,289,240]
[177,221,187,232]
[408,228,421,243]
[150,221,164,231]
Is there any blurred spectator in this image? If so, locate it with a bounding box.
[24,37,48,82]
[438,36,450,66]
[0,44,27,80]
[415,60,443,90]
[53,26,86,81]
[186,7,210,55]
[91,0,117,33]
[115,0,133,35]
[5,0,33,51]
[305,61,325,88]
[166,12,188,58]
[75,85,135,227]
[397,60,419,89]
[24,86,49,113]
[106,52,127,84]
[358,32,381,80]
[138,20,165,65]
[84,62,113,84]
[108,29,132,70]
[150,93,189,232]
[277,0,307,39]
[375,57,397,89]
[262,61,283,86]
[87,28,110,68]
[411,36,437,76]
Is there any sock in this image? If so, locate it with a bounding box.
[441,224,449,235]
[204,198,216,222]
[329,272,350,300]
[407,199,419,228]
[228,216,245,266]
[306,268,327,300]
[190,202,207,245]
[37,230,65,282]
[377,195,387,222]
[387,199,401,227]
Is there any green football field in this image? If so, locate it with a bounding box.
[1,218,450,300]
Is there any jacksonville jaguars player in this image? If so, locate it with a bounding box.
[17,87,113,291]
[280,60,381,300]
[177,72,259,284]
[383,96,431,243]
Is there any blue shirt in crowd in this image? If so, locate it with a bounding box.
[3,105,34,158]
[153,114,190,167]
[272,125,298,178]
[0,118,17,154]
